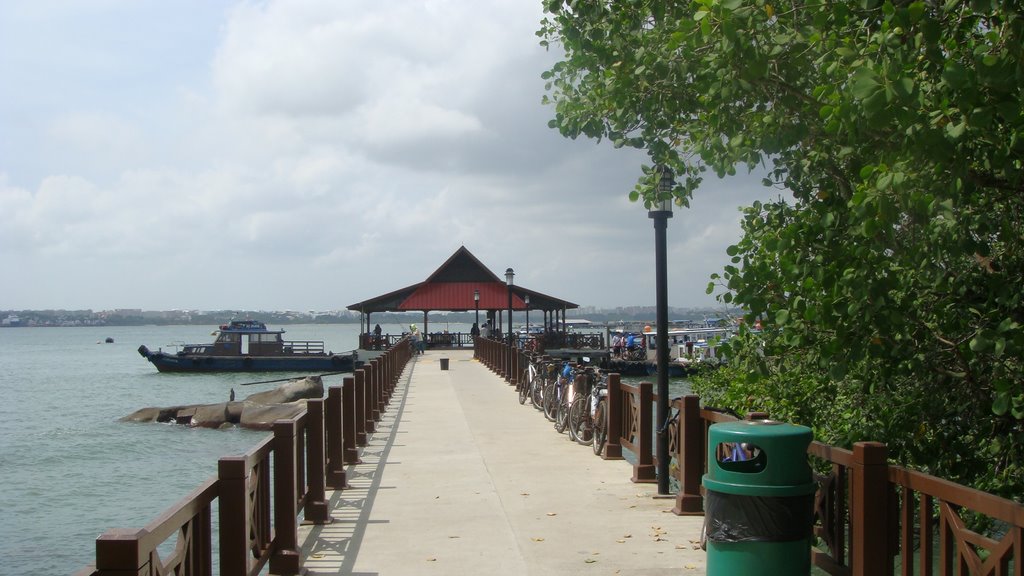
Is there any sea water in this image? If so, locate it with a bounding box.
[0,323,688,575]
[0,324,365,575]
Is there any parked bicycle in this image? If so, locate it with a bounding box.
[568,366,605,445]
[542,361,570,423]
[552,362,575,433]
[519,354,551,411]
[591,373,609,455]
[532,359,556,411]
[518,352,539,405]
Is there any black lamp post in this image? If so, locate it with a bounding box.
[474,289,480,333]
[524,294,530,337]
[505,268,515,347]
[650,165,674,496]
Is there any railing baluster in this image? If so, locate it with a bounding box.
[672,395,702,515]
[305,399,330,524]
[343,376,361,463]
[354,368,368,445]
[851,442,889,576]
[603,373,623,460]
[325,386,347,489]
[631,382,656,483]
[218,457,250,575]
[270,420,302,575]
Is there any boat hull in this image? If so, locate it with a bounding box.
[138,345,358,373]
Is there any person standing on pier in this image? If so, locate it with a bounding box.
[410,325,424,355]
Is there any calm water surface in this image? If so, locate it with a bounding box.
[0,324,364,575]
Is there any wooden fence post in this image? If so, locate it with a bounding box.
[305,400,330,524]
[851,441,889,576]
[354,369,368,446]
[632,382,657,483]
[673,395,703,515]
[377,357,387,415]
[603,373,623,460]
[369,359,380,426]
[342,377,361,464]
[218,457,251,576]
[94,528,147,575]
[270,420,302,576]
[325,386,347,489]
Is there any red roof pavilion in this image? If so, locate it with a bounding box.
[346,246,577,337]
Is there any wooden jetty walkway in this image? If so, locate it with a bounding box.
[77,335,1024,576]
[297,349,706,575]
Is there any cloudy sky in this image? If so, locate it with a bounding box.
[0,0,776,312]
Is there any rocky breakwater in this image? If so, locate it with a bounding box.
[121,376,324,430]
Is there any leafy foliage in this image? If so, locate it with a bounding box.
[540,0,1024,498]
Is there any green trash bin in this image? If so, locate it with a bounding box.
[702,420,816,575]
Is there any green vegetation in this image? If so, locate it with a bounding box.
[540,0,1023,499]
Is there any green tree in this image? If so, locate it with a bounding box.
[540,0,1023,497]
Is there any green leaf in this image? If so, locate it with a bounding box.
[969,335,989,352]
[829,363,847,381]
[775,309,790,325]
[992,393,1009,415]
[946,121,966,139]
[894,77,914,97]
[993,338,1006,357]
[942,62,969,89]
[850,67,882,100]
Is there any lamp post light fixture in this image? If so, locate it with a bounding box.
[505,267,515,384]
[524,294,530,336]
[474,289,480,334]
[505,268,515,347]
[650,164,674,496]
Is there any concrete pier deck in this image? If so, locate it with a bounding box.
[298,349,707,575]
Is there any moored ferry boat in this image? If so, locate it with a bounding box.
[138,320,359,373]
[606,322,732,376]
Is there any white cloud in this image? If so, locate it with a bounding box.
[0,0,776,311]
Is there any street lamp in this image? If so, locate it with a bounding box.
[473,289,480,334]
[524,294,530,335]
[650,164,674,495]
[505,268,515,346]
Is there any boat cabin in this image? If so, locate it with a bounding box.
[189,320,325,356]
[611,326,732,363]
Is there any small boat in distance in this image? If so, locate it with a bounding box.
[138,320,359,373]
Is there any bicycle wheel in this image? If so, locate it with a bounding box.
[592,399,607,456]
[543,380,559,421]
[554,390,570,434]
[518,368,530,404]
[531,374,545,409]
[569,397,592,445]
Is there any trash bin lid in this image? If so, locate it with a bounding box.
[702,420,816,496]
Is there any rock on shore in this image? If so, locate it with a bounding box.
[121,376,324,430]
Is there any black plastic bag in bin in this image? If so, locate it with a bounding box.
[703,490,814,543]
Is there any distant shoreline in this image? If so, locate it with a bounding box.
[1,306,737,329]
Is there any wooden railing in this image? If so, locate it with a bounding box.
[360,332,476,350]
[476,338,1024,576]
[281,340,326,354]
[75,338,414,576]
